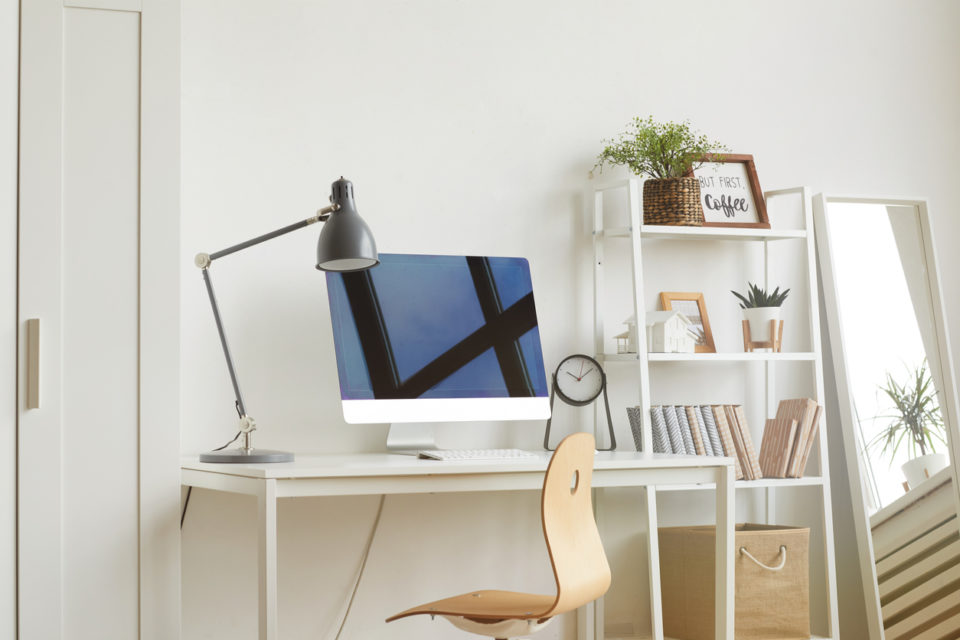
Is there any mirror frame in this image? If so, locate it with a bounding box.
[813,194,960,640]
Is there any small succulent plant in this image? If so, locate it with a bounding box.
[731,283,790,309]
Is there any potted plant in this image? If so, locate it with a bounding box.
[870,362,948,489]
[595,116,727,226]
[731,282,789,348]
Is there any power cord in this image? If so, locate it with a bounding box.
[330,494,386,640]
[180,475,386,637]
[208,402,245,452]
[212,431,241,451]
[180,430,243,529]
[180,487,192,529]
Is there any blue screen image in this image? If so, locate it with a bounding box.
[326,254,549,401]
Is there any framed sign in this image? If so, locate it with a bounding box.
[660,292,715,353]
[689,153,769,229]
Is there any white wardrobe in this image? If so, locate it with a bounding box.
[13,1,180,638]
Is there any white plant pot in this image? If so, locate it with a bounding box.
[902,453,949,489]
[742,306,781,346]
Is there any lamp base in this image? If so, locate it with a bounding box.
[199,448,294,464]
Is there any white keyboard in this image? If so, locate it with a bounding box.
[417,448,539,461]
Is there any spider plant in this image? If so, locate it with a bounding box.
[731,282,790,308]
[869,361,946,463]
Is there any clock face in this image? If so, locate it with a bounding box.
[554,355,604,406]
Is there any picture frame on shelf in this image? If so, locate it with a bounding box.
[687,153,770,229]
[659,292,716,353]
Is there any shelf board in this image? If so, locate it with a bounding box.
[656,476,826,492]
[600,352,817,363]
[599,225,806,241]
[600,353,640,362]
[642,224,807,241]
[649,352,816,362]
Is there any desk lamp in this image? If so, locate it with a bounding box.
[194,177,378,463]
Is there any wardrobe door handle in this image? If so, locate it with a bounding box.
[27,318,40,409]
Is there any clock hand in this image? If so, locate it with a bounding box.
[565,371,580,380]
[582,368,595,377]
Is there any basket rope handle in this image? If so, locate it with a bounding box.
[739,545,787,571]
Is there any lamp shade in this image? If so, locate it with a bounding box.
[316,177,379,272]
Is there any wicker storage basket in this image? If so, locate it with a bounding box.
[643,177,703,226]
[660,524,810,640]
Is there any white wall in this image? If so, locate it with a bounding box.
[180,1,960,639]
[1,0,16,637]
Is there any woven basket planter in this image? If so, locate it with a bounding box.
[642,177,703,226]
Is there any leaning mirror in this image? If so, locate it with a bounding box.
[814,196,960,640]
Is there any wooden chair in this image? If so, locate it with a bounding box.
[386,432,611,639]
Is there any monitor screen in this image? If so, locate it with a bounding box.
[326,254,550,423]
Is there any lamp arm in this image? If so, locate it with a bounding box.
[193,202,339,449]
[200,267,249,419]
[196,203,340,267]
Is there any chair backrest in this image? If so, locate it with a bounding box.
[540,432,611,617]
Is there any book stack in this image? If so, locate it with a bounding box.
[642,405,763,480]
[758,398,823,478]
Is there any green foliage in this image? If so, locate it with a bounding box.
[869,361,946,462]
[731,282,790,309]
[595,116,728,179]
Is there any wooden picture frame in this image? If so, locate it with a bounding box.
[660,292,716,353]
[687,153,770,229]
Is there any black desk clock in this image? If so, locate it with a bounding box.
[543,354,617,451]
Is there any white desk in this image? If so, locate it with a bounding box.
[182,452,736,640]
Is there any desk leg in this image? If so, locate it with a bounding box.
[578,602,595,640]
[715,465,735,640]
[646,487,663,640]
[581,487,604,640]
[258,479,279,640]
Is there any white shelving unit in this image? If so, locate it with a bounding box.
[590,179,840,640]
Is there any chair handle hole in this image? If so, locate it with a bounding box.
[570,470,580,494]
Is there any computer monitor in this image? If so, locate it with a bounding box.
[326,253,551,451]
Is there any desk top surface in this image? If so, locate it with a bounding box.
[181,451,734,480]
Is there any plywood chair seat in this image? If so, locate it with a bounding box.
[386,589,556,623]
[386,432,611,640]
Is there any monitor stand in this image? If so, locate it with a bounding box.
[386,423,438,455]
